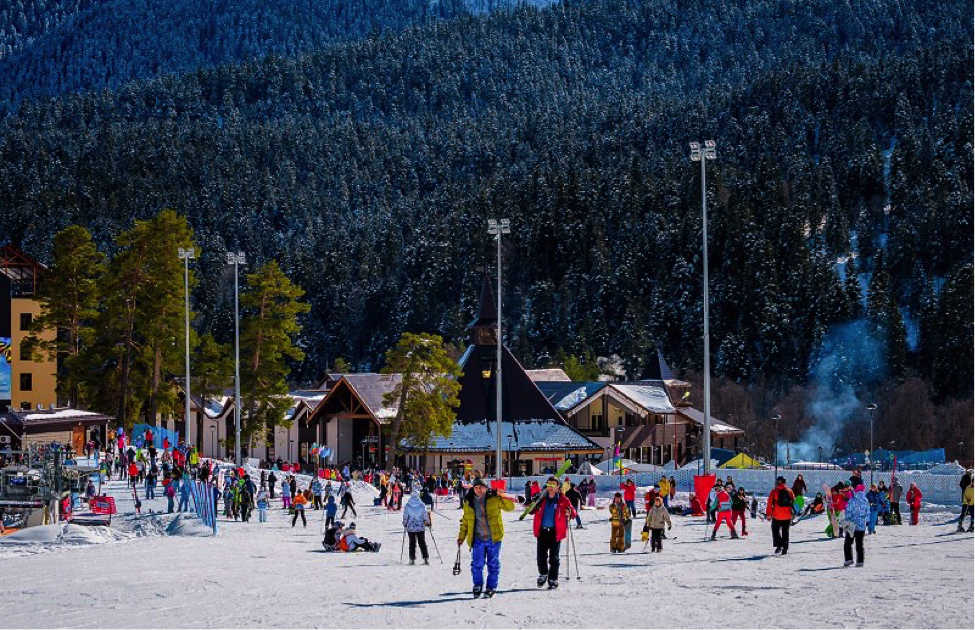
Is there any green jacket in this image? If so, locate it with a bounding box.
[458,490,515,547]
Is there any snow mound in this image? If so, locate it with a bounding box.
[0,524,64,545]
[165,514,213,537]
[60,524,130,546]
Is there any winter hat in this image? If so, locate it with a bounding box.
[855,484,865,492]
[776,476,786,484]
[348,522,356,530]
[472,477,488,488]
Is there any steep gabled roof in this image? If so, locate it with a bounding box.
[402,419,602,453]
[456,344,565,424]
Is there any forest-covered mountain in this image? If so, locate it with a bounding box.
[0,0,971,407]
[0,0,533,110]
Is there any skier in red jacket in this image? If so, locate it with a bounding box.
[530,476,576,589]
[711,484,739,540]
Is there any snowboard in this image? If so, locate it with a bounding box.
[823,484,838,538]
[624,518,633,549]
[518,460,573,520]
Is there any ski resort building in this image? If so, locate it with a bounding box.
[0,244,57,414]
[535,353,744,466]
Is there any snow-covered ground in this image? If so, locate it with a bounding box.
[0,479,971,629]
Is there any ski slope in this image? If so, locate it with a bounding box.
[0,479,971,629]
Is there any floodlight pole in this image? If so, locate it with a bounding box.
[226,252,246,466]
[690,140,716,475]
[488,218,510,483]
[178,247,196,451]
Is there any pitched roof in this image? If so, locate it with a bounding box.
[535,381,605,412]
[2,408,113,429]
[402,420,602,453]
[467,274,498,329]
[611,382,676,415]
[525,368,571,382]
[339,374,402,420]
[677,407,744,435]
[456,344,565,424]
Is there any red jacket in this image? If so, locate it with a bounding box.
[715,489,731,513]
[906,487,922,507]
[128,463,138,477]
[623,483,636,502]
[531,493,576,541]
[766,484,795,521]
[644,489,660,509]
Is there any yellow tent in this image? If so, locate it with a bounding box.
[720,453,761,469]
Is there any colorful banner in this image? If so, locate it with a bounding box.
[0,337,11,401]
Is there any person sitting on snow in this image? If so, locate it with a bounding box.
[339,522,381,552]
[681,494,705,517]
[801,493,826,516]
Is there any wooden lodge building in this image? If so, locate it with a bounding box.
[535,353,744,466]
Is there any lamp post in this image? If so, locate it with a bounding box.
[507,436,514,487]
[690,140,716,476]
[226,252,246,466]
[771,414,782,478]
[209,426,215,459]
[617,426,626,488]
[289,439,294,464]
[178,247,196,451]
[866,403,877,482]
[487,218,510,483]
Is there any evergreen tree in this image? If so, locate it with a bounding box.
[239,260,310,447]
[192,332,233,450]
[932,265,974,399]
[381,332,461,463]
[25,225,105,407]
[866,254,907,378]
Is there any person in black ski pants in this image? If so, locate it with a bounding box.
[341,490,356,518]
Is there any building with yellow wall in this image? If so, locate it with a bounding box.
[1,245,57,413]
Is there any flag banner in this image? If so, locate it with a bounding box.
[191,480,218,534]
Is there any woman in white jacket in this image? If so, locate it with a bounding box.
[402,488,432,564]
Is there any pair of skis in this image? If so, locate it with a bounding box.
[517,460,573,520]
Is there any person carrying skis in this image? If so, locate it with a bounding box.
[843,484,869,567]
[609,492,630,553]
[766,476,794,555]
[403,488,432,565]
[711,483,738,540]
[529,476,576,589]
[643,495,672,552]
[456,477,515,598]
[906,482,922,526]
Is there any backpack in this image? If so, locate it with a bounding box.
[777,488,792,508]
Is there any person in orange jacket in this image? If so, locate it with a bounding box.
[766,476,795,555]
[291,489,309,527]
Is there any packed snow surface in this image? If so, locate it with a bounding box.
[0,478,970,628]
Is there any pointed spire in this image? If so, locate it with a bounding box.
[468,274,497,329]
[467,274,499,345]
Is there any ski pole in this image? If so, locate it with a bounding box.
[400,526,407,564]
[567,516,581,580]
[452,545,463,576]
[427,523,443,564]
[565,517,572,580]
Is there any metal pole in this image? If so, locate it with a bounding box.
[496,226,503,483]
[701,154,711,477]
[183,253,192,451]
[233,258,242,466]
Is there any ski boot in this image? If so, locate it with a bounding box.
[548,580,559,590]
[537,575,548,588]
[844,560,854,567]
[472,585,482,598]
[710,531,716,541]
[423,558,429,565]
[483,589,496,599]
[855,562,864,567]
[730,531,740,539]
[409,559,415,565]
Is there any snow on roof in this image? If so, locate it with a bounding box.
[204,397,230,419]
[23,409,100,421]
[342,374,401,421]
[525,369,571,382]
[610,382,676,414]
[403,420,601,453]
[536,381,605,411]
[678,408,743,435]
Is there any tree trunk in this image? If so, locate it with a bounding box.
[146,344,161,426]
[117,302,135,429]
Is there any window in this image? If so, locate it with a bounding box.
[21,401,31,410]
[20,344,31,361]
[20,313,33,331]
[20,373,32,391]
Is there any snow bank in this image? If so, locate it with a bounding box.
[165,514,213,537]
